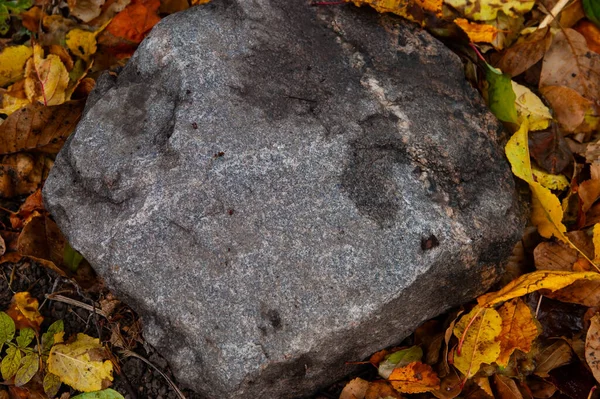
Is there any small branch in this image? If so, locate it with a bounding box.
[539,0,570,29]
[45,293,109,319]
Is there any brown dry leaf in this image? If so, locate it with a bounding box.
[40,15,78,46]
[0,102,84,155]
[340,377,369,399]
[0,153,51,198]
[534,241,578,271]
[534,340,572,377]
[496,298,540,366]
[528,124,573,175]
[68,0,106,22]
[493,375,523,399]
[540,28,600,102]
[546,278,600,306]
[369,350,389,367]
[495,27,552,77]
[388,361,440,393]
[454,18,500,44]
[17,215,69,276]
[540,86,593,133]
[365,380,403,399]
[21,6,43,32]
[24,45,70,106]
[10,189,45,230]
[579,178,600,212]
[586,313,600,384]
[527,378,556,398]
[6,292,43,331]
[159,0,188,14]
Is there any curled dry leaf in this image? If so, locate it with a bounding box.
[540,85,593,133]
[493,375,523,399]
[495,27,552,77]
[496,298,540,366]
[0,102,84,155]
[586,313,600,384]
[68,0,106,22]
[540,29,600,102]
[534,340,572,377]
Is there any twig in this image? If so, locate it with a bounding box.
[539,0,570,29]
[45,293,109,319]
[120,349,187,399]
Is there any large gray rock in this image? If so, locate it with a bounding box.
[44,1,525,398]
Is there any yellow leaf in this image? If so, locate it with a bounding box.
[388,361,440,393]
[6,292,43,331]
[66,29,98,62]
[0,80,30,116]
[532,167,569,191]
[24,45,70,106]
[505,121,532,183]
[530,182,568,242]
[511,81,552,130]
[443,0,534,21]
[0,46,33,87]
[453,307,501,378]
[477,270,600,307]
[350,0,442,25]
[496,298,539,366]
[454,18,500,44]
[48,333,113,392]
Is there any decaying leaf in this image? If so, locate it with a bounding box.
[534,241,578,271]
[540,29,600,102]
[534,340,573,377]
[388,361,440,393]
[585,313,600,384]
[493,374,523,399]
[17,214,70,276]
[0,102,84,155]
[477,270,600,307]
[340,377,369,399]
[546,278,600,306]
[0,46,33,87]
[24,45,70,106]
[453,307,501,378]
[454,18,500,44]
[495,27,552,77]
[378,346,423,379]
[540,85,594,133]
[48,333,114,392]
[496,298,539,366]
[575,20,600,54]
[528,125,572,175]
[579,178,600,212]
[0,80,30,116]
[444,0,535,20]
[6,292,43,331]
[66,28,99,62]
[68,0,106,22]
[531,167,569,191]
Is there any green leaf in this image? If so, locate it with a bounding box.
[14,353,39,386]
[583,0,600,27]
[44,372,62,398]
[0,4,9,36]
[64,242,84,272]
[378,346,423,379]
[485,63,518,123]
[42,319,64,354]
[4,0,32,11]
[16,328,35,348]
[0,311,16,350]
[1,346,22,380]
[71,389,125,399]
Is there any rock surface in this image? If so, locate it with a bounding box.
[44,1,525,398]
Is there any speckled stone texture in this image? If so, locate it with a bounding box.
[44,1,525,397]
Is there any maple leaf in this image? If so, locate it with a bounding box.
[388,361,440,393]
[496,298,539,366]
[48,333,114,392]
[453,307,501,378]
[0,46,32,87]
[24,45,70,106]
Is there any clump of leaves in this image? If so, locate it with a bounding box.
[0,292,122,398]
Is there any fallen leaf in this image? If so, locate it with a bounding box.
[583,0,600,27]
[68,0,106,22]
[41,15,78,47]
[71,390,125,399]
[444,0,534,20]
[453,307,501,378]
[0,46,33,87]
[493,375,523,399]
[512,81,552,130]
[586,313,600,384]
[534,340,573,377]
[477,270,600,307]
[41,320,64,355]
[454,18,500,44]
[496,298,539,366]
[575,20,600,54]
[349,0,442,25]
[431,372,462,399]
[340,377,369,399]
[474,376,493,397]
[546,278,600,306]
[534,241,578,271]
[540,85,593,133]
[14,353,39,386]
[0,102,84,155]
[0,312,15,349]
[526,378,556,398]
[49,45,75,71]
[48,333,114,392]
[495,27,552,77]
[548,360,597,399]
[579,178,600,212]
[17,214,70,276]
[388,361,440,393]
[43,373,62,398]
[1,346,22,380]
[531,167,569,191]
[540,28,600,102]
[66,28,99,62]
[485,63,518,123]
[528,125,572,175]
[0,80,30,116]
[24,45,70,106]
[6,292,43,331]
[0,153,51,198]
[378,346,423,379]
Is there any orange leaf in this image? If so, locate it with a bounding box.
[103,0,160,43]
[574,20,600,54]
[496,298,539,366]
[10,189,45,230]
[365,380,403,399]
[454,18,500,44]
[539,86,593,133]
[388,361,440,393]
[6,292,43,331]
